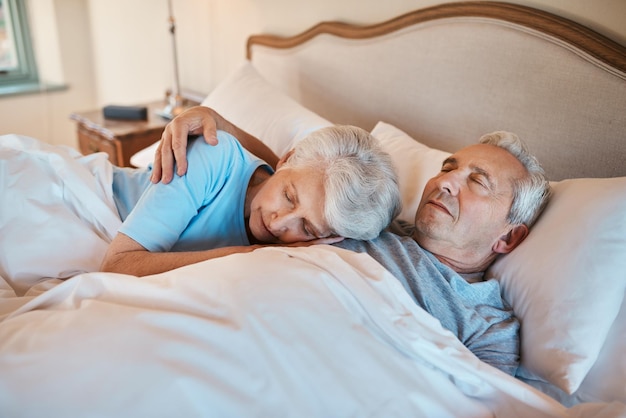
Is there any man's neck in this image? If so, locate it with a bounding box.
[430,251,492,275]
[459,271,485,283]
[414,233,495,275]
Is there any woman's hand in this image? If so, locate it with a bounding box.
[151,106,220,184]
[151,106,280,184]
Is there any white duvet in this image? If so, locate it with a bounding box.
[0,246,622,418]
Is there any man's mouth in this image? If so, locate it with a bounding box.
[427,200,452,217]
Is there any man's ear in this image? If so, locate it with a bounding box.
[493,224,529,254]
[277,149,294,169]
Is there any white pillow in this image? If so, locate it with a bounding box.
[370,122,450,223]
[131,62,332,168]
[201,62,333,156]
[571,299,626,403]
[369,121,626,395]
[487,177,626,394]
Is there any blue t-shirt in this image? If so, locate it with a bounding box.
[117,131,271,252]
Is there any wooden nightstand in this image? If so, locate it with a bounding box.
[70,100,197,167]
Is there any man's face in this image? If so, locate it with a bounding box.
[413,144,527,271]
[248,166,333,244]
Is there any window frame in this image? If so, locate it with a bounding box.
[0,0,39,90]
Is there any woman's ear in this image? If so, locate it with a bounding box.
[493,224,529,254]
[277,149,295,169]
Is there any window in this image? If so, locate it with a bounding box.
[0,0,38,93]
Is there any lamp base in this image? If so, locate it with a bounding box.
[155,92,186,120]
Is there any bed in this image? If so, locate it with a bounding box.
[1,2,625,417]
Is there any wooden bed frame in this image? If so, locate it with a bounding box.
[246,1,626,181]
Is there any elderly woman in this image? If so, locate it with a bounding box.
[100,125,401,276]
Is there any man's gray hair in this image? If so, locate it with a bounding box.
[479,131,551,228]
[283,125,402,240]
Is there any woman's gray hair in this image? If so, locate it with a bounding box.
[479,131,551,228]
[282,125,402,240]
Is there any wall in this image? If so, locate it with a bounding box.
[0,0,624,148]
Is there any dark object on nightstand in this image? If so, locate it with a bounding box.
[71,101,173,167]
[103,105,148,121]
[71,99,200,167]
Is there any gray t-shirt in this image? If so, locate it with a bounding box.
[334,222,520,375]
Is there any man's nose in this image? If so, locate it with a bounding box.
[437,172,459,195]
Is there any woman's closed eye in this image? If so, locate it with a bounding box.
[284,190,294,206]
[303,222,315,238]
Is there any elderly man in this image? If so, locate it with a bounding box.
[149,106,552,376]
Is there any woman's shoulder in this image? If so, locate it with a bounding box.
[187,131,245,164]
[189,131,240,151]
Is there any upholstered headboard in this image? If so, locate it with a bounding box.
[247,1,626,181]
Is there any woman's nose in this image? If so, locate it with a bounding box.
[269,211,297,233]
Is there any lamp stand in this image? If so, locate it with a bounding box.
[156,0,186,120]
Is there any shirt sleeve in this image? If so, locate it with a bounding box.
[119,133,240,252]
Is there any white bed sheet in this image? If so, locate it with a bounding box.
[1,245,622,417]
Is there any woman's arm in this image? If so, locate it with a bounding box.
[100,233,343,276]
[151,106,280,184]
[100,232,260,276]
